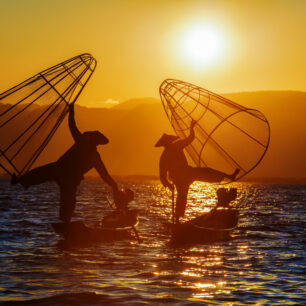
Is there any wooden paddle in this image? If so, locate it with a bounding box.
[131,225,143,244]
[171,189,175,225]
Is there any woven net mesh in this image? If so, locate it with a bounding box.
[0,53,96,176]
[160,79,270,182]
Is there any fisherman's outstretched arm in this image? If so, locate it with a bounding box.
[68,104,82,141]
[94,154,118,191]
[176,120,196,148]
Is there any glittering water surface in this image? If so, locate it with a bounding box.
[0,178,305,305]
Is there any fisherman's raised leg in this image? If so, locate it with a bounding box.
[190,166,240,183]
[11,162,58,188]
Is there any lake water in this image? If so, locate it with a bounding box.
[0,178,305,305]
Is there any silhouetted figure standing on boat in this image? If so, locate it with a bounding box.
[11,104,119,223]
[155,120,239,223]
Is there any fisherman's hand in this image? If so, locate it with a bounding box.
[113,187,121,202]
[190,120,196,129]
[68,103,75,113]
[112,183,119,193]
[113,189,122,209]
[167,183,175,192]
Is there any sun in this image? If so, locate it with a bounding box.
[182,25,223,67]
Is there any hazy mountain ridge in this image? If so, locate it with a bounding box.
[111,97,159,110]
[1,91,305,183]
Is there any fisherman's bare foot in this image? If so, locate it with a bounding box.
[229,168,240,181]
[10,173,19,186]
[11,174,29,189]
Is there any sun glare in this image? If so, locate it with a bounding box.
[182,25,223,67]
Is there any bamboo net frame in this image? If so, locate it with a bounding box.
[160,79,270,182]
[0,53,97,176]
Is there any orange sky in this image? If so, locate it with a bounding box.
[0,0,305,107]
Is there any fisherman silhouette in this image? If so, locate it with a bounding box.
[11,104,121,223]
[155,120,240,223]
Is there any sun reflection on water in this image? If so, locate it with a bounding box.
[181,270,201,278]
[191,280,233,300]
[160,243,234,301]
[185,183,218,220]
[1,180,304,304]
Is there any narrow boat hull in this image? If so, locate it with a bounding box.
[52,221,133,246]
[165,209,239,244]
[164,222,232,244]
[52,210,139,246]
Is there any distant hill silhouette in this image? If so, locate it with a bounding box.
[111,97,158,110]
[1,91,305,183]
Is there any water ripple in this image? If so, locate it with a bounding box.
[0,179,305,304]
